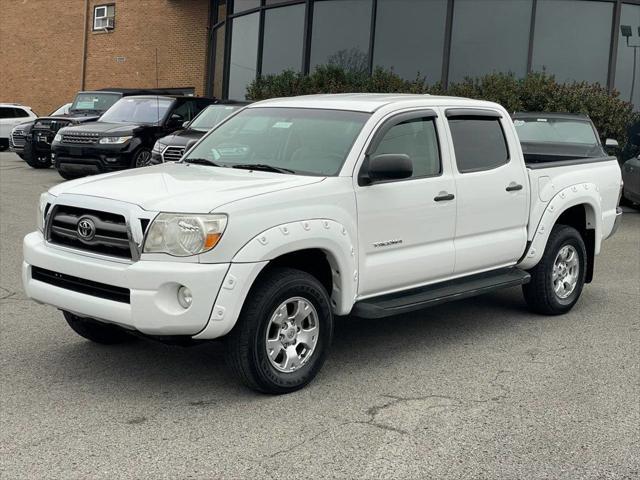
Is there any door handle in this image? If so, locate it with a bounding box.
[506,183,523,192]
[434,192,455,202]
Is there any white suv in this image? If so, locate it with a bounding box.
[0,103,37,150]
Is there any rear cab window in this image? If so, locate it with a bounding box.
[446,109,509,173]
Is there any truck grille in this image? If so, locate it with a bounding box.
[61,133,100,144]
[46,205,132,259]
[10,130,26,148]
[34,119,72,133]
[162,146,185,162]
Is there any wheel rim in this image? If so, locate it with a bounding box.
[265,296,319,373]
[552,245,580,299]
[135,150,152,167]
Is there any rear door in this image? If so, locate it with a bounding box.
[444,108,528,274]
[355,110,457,297]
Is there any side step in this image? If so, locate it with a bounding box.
[351,267,530,319]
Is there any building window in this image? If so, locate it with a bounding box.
[532,0,613,85]
[233,0,260,14]
[310,0,372,73]
[93,4,115,31]
[616,3,640,109]
[228,12,259,99]
[373,0,447,83]
[262,4,305,75]
[449,0,532,83]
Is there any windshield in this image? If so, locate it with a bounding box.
[189,104,243,132]
[514,118,598,145]
[184,107,370,176]
[49,103,71,116]
[70,92,121,113]
[99,97,172,124]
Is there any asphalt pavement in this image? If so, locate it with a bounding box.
[1,151,638,479]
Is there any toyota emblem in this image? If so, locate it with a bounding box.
[77,217,96,241]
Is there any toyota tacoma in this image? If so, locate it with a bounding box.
[23,94,623,393]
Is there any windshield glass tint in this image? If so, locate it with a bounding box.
[184,107,370,175]
[99,98,172,124]
[514,118,598,145]
[189,105,243,131]
[70,93,121,112]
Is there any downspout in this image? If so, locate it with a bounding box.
[80,0,89,90]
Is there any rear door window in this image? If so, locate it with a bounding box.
[448,116,509,173]
[12,108,30,118]
[0,107,14,119]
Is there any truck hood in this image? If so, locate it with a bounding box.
[61,121,143,136]
[50,162,325,213]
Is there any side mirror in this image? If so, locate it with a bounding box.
[363,154,413,184]
[184,139,198,155]
[167,113,184,128]
[605,138,619,149]
[182,120,190,128]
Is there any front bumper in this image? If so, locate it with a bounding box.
[52,142,135,175]
[23,231,230,336]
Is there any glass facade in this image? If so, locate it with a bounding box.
[209,0,640,110]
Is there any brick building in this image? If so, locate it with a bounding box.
[0,0,213,115]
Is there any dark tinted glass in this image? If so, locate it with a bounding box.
[615,3,640,109]
[228,13,259,99]
[310,0,372,73]
[233,0,259,14]
[373,0,446,83]
[12,108,30,118]
[450,0,532,82]
[372,118,441,178]
[262,4,305,75]
[449,118,509,173]
[532,0,612,84]
[0,107,13,119]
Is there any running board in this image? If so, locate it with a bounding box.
[351,267,531,319]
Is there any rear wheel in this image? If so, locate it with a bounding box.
[225,268,333,394]
[63,311,133,344]
[523,225,587,315]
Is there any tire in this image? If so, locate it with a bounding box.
[58,170,82,180]
[131,148,153,168]
[63,311,133,344]
[523,225,587,315]
[23,142,51,169]
[225,267,334,394]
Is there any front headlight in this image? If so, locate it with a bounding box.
[99,136,132,144]
[37,192,52,232]
[152,141,167,154]
[143,213,228,256]
[53,133,62,143]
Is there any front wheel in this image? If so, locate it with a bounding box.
[132,148,153,168]
[63,311,133,344]
[23,143,51,169]
[523,225,587,315]
[225,268,334,394]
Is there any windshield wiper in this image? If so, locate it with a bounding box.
[184,158,223,167]
[231,163,295,174]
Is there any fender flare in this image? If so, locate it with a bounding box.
[232,219,358,315]
[518,183,601,270]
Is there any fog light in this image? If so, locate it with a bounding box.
[177,286,192,309]
[105,157,119,163]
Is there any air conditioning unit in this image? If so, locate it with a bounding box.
[96,17,114,30]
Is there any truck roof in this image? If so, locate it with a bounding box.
[248,93,501,113]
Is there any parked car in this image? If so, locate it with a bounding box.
[0,103,37,150]
[51,95,216,179]
[24,89,193,169]
[9,103,71,159]
[23,94,622,393]
[512,112,618,163]
[151,101,249,164]
[621,155,640,207]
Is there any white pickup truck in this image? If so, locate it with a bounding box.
[23,94,623,393]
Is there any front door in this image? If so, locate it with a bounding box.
[355,111,457,298]
[444,108,529,274]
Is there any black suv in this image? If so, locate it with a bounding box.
[24,88,192,169]
[52,95,216,179]
[150,101,249,164]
